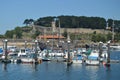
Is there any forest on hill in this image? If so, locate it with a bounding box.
[34,16,106,29]
[30,15,120,32]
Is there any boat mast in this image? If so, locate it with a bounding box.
[112,20,115,43]
[58,18,61,47]
[52,20,56,50]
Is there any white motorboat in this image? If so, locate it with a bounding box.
[110,45,120,51]
[20,53,37,63]
[21,58,35,63]
[86,50,100,66]
[39,49,65,61]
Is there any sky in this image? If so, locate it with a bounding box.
[0,0,120,34]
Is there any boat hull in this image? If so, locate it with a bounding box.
[21,58,35,63]
[11,58,21,63]
[86,60,100,66]
[42,57,51,61]
[72,60,82,64]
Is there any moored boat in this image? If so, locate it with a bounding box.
[86,50,100,66]
[72,55,83,64]
[0,47,3,56]
[110,45,120,51]
[20,53,37,63]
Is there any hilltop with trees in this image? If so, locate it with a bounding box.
[2,15,120,43]
[34,15,120,30]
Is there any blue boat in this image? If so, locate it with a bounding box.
[0,48,3,55]
[72,55,83,64]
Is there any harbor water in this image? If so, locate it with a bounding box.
[0,51,120,80]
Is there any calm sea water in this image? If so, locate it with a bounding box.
[0,51,120,80]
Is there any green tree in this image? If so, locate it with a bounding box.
[0,34,5,38]
[32,30,41,39]
[107,19,113,27]
[114,33,120,42]
[14,27,22,39]
[23,19,29,26]
[91,34,97,42]
[23,19,34,26]
[5,30,14,38]
[62,29,67,38]
[106,32,112,41]
[34,16,55,27]
[96,34,106,42]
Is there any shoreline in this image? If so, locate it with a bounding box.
[0,41,34,48]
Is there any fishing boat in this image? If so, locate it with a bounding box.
[86,50,100,66]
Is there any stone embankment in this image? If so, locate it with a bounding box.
[0,39,34,48]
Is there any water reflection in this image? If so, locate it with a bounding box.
[86,65,99,71]
[72,63,83,69]
[106,65,111,71]
[45,61,50,70]
[106,67,111,80]
[32,64,38,71]
[66,64,71,71]
[85,66,99,80]
[2,63,7,71]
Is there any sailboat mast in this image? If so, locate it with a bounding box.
[58,19,61,47]
[112,20,115,43]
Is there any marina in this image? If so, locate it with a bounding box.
[1,0,120,80]
[0,39,120,80]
